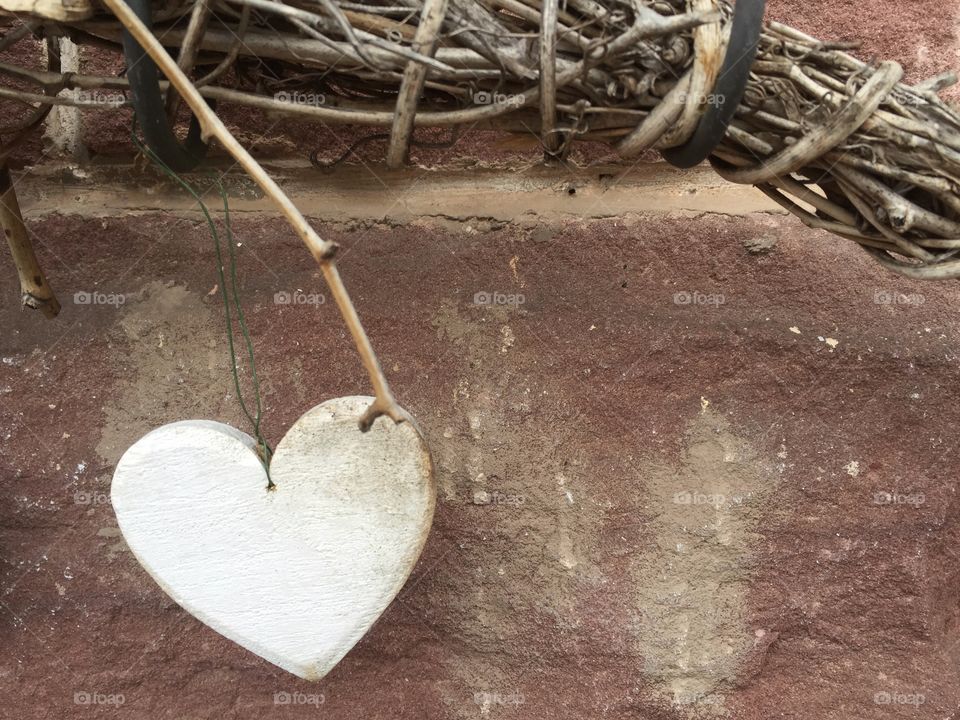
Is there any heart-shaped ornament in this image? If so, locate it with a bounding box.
[111,395,435,680]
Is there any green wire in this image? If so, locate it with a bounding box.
[131,127,274,485]
[219,181,272,472]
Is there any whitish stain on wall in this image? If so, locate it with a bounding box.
[430,298,603,718]
[95,281,240,467]
[633,404,780,715]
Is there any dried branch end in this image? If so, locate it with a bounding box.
[359,397,409,433]
[22,291,60,317]
[1,166,60,319]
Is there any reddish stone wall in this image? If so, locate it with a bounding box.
[4,204,960,719]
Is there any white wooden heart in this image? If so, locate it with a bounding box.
[111,395,435,680]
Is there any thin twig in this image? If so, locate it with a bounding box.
[0,165,60,318]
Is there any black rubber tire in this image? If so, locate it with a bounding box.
[121,0,210,172]
[662,0,766,169]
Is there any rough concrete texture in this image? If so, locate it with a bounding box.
[3,179,960,718]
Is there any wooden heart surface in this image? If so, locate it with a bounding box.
[111,395,435,680]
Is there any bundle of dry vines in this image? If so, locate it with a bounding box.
[3,0,960,278]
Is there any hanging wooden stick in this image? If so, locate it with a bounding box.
[0,166,60,318]
[99,0,403,429]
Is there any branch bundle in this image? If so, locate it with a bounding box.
[2,0,960,277]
